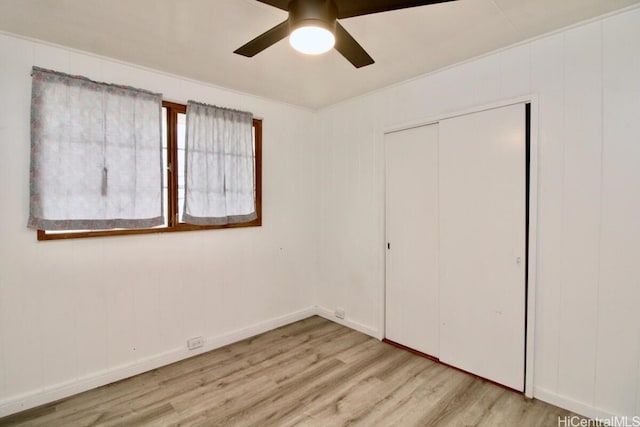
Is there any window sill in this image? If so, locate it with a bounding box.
[37,217,262,241]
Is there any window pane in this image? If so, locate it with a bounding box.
[253,125,256,199]
[161,107,169,227]
[46,109,169,234]
[177,112,186,220]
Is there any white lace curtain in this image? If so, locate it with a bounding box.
[28,67,164,230]
[182,101,256,225]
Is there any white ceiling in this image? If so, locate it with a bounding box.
[1,0,638,109]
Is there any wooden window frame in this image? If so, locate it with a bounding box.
[37,101,262,241]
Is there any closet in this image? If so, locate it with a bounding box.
[385,103,528,391]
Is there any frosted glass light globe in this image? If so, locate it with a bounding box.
[289,26,335,55]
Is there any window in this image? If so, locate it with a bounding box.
[37,100,262,240]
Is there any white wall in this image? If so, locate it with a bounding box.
[317,6,640,420]
[0,33,320,415]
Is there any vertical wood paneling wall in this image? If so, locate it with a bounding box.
[0,34,320,416]
[317,7,640,420]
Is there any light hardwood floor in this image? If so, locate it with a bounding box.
[0,316,582,426]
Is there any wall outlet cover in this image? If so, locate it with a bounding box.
[187,336,204,350]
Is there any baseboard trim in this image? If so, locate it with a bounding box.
[533,387,621,421]
[313,306,379,338]
[0,306,317,418]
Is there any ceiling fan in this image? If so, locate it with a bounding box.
[235,0,457,68]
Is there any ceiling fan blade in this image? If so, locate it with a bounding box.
[334,22,374,68]
[234,20,290,57]
[336,0,457,19]
[256,0,290,11]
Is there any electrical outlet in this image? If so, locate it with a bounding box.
[187,336,204,350]
[335,308,345,319]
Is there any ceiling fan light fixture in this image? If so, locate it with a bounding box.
[289,25,335,55]
[287,0,338,55]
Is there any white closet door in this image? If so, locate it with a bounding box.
[439,104,526,391]
[385,124,439,357]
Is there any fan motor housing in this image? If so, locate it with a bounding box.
[288,0,338,33]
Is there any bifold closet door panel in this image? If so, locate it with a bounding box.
[385,124,439,357]
[438,104,526,391]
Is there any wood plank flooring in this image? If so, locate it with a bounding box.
[0,316,583,426]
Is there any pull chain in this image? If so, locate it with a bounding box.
[101,167,108,196]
